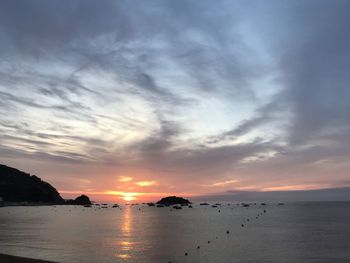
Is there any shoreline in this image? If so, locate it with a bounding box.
[0,254,57,263]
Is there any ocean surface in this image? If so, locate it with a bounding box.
[0,202,350,263]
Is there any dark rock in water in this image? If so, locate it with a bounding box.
[147,203,155,207]
[173,205,182,209]
[156,196,191,206]
[0,164,64,204]
[200,202,209,205]
[278,202,285,205]
[66,195,92,206]
[112,204,119,208]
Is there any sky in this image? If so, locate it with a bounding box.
[0,0,350,202]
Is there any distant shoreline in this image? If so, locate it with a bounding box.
[0,254,57,263]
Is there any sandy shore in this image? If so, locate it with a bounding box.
[0,254,57,263]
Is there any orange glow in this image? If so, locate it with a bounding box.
[135,180,155,187]
[122,193,137,202]
[261,184,329,192]
[203,179,238,187]
[60,188,196,203]
[119,176,132,182]
[105,191,141,202]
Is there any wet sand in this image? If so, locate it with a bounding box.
[0,254,57,263]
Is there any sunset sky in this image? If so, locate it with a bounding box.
[0,1,350,202]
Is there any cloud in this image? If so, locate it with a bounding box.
[195,187,350,202]
[136,181,156,187]
[0,0,349,200]
[277,1,350,146]
[119,176,133,182]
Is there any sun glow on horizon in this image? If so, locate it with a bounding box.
[105,191,141,202]
[60,188,203,203]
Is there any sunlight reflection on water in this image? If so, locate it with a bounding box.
[116,206,132,260]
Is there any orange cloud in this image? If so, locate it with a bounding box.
[135,181,156,187]
[119,176,133,182]
[203,179,238,187]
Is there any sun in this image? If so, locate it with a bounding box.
[122,193,137,202]
[105,191,140,202]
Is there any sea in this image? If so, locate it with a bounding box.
[0,202,350,263]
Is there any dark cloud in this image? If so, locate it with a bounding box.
[0,0,121,54]
[0,145,90,163]
[276,1,350,145]
[195,187,350,202]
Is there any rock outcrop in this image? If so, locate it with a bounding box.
[0,164,64,204]
[157,196,191,206]
[66,195,92,205]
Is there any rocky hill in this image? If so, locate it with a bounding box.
[0,164,64,204]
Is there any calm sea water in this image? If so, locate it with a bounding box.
[0,202,350,263]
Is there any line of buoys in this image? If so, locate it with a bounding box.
[165,203,273,262]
